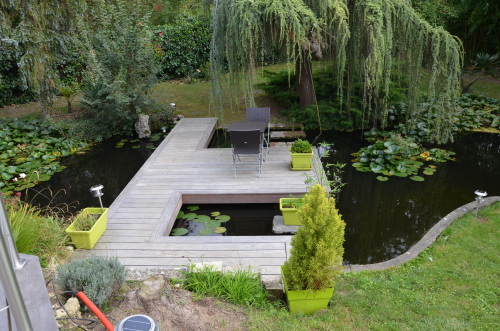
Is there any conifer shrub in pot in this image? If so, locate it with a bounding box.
[290,139,313,170]
[281,184,346,314]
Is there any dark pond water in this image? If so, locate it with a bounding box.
[26,130,500,264]
[26,136,166,213]
[312,130,500,264]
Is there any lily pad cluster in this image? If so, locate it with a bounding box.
[171,205,230,236]
[114,132,163,149]
[352,133,455,182]
[0,118,91,194]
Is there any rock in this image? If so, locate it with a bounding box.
[64,297,81,319]
[138,274,166,302]
[135,114,151,138]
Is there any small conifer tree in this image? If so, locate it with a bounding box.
[282,184,346,290]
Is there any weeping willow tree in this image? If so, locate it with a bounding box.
[210,0,463,143]
[0,0,87,116]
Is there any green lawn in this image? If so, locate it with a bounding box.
[246,202,500,330]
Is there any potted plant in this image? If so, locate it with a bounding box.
[279,196,302,225]
[65,207,109,249]
[281,184,346,314]
[290,139,313,170]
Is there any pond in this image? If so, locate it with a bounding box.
[26,129,500,265]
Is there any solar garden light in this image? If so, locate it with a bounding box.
[474,190,487,217]
[90,184,105,213]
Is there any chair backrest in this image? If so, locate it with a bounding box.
[246,107,270,123]
[230,129,261,154]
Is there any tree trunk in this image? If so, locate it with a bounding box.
[296,51,317,107]
[67,100,73,113]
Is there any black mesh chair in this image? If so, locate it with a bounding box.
[246,107,270,157]
[230,129,263,178]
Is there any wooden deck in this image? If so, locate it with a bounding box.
[87,118,323,284]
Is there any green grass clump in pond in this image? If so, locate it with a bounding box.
[245,202,500,330]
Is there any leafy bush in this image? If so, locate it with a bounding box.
[182,264,272,308]
[77,0,161,139]
[290,139,312,153]
[0,46,37,106]
[154,15,212,80]
[282,184,345,291]
[3,194,68,267]
[57,256,127,308]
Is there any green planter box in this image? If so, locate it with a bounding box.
[282,267,334,314]
[290,152,313,170]
[65,208,109,249]
[279,198,302,225]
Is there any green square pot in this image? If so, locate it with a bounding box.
[65,208,109,249]
[290,152,313,171]
[282,267,334,314]
[279,198,302,225]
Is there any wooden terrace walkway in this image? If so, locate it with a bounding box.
[86,118,323,284]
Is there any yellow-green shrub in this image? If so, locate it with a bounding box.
[282,184,346,290]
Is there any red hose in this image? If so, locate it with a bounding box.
[76,291,114,331]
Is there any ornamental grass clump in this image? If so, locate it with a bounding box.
[56,256,126,308]
[282,184,346,291]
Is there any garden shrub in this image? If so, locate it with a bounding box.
[281,184,345,291]
[57,256,127,308]
[0,47,37,107]
[154,15,212,80]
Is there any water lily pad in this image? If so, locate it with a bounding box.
[132,145,141,149]
[213,227,226,234]
[193,215,211,223]
[183,213,197,220]
[205,220,221,229]
[376,176,389,181]
[215,215,230,222]
[198,228,213,236]
[394,172,408,177]
[423,170,435,175]
[176,211,184,219]
[171,228,188,236]
[410,176,425,181]
[187,205,199,211]
[211,211,221,216]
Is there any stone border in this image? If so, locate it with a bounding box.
[345,196,500,272]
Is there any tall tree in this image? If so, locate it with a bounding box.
[210,0,463,143]
[0,0,87,116]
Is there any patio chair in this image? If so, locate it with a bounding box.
[230,129,263,178]
[246,107,270,157]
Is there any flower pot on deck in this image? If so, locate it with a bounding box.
[65,207,109,249]
[279,198,302,225]
[290,152,313,171]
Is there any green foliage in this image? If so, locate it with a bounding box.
[290,139,312,154]
[455,95,500,130]
[351,131,455,181]
[0,46,37,107]
[77,0,161,139]
[71,213,99,232]
[182,264,272,308]
[0,0,87,115]
[154,15,212,80]
[0,117,91,194]
[56,256,127,308]
[282,184,346,291]
[3,194,68,267]
[171,206,230,236]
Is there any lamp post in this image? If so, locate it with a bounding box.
[90,185,105,213]
[474,190,487,217]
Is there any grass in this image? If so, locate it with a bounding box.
[245,202,500,330]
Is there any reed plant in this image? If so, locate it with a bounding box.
[3,193,68,267]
